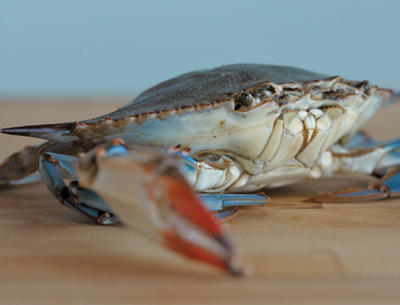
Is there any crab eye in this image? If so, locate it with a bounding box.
[234,92,254,111]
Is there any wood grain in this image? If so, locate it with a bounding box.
[1,100,400,305]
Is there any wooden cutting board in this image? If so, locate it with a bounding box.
[1,99,400,305]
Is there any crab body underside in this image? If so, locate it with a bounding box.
[1,64,400,274]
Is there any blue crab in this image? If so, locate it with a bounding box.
[1,64,399,274]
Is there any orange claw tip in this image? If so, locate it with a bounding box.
[162,230,243,275]
[161,175,222,236]
[227,258,247,277]
[157,174,246,273]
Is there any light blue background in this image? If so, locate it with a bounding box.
[1,0,399,97]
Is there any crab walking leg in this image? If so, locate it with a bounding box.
[198,193,270,212]
[0,141,84,185]
[309,170,400,202]
[308,138,400,202]
[0,172,42,186]
[38,153,118,225]
[76,145,244,275]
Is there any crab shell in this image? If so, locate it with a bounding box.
[4,64,393,191]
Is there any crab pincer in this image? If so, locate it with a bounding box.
[75,141,244,275]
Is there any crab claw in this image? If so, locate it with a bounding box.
[76,142,243,275]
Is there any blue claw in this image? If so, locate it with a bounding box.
[39,153,117,225]
[68,181,114,213]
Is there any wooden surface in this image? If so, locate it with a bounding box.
[1,100,400,305]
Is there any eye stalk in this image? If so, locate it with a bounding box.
[234,91,255,111]
[234,86,277,111]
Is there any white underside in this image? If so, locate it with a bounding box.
[181,89,390,193]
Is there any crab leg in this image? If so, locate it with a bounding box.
[199,193,269,221]
[38,152,118,225]
[0,141,83,185]
[198,193,270,212]
[308,137,400,202]
[308,168,400,202]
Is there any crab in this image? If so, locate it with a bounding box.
[1,64,399,275]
